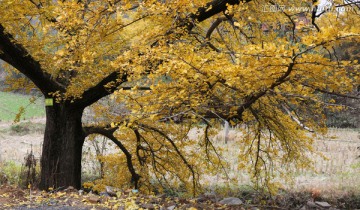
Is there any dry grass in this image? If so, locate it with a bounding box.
[0,119,359,197]
[205,127,360,196]
[294,129,360,194]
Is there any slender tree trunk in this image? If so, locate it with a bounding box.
[39,103,85,190]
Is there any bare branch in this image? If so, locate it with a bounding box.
[138,123,198,196]
[303,84,360,100]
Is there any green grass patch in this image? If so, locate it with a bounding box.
[0,91,45,121]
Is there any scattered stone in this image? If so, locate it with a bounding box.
[87,195,100,203]
[105,186,118,197]
[315,201,332,209]
[219,197,243,206]
[132,189,139,193]
[78,189,84,195]
[307,201,318,208]
[141,203,155,209]
[166,205,176,210]
[65,186,75,192]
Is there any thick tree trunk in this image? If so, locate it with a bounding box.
[39,103,85,190]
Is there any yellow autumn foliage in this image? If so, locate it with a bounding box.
[1,0,359,195]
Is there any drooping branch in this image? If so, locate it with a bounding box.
[0,24,64,94]
[83,125,141,189]
[206,17,227,39]
[137,123,198,196]
[203,123,231,179]
[133,129,146,166]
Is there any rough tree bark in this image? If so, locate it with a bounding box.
[39,103,85,190]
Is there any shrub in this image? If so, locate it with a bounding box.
[19,150,40,188]
[0,150,40,188]
[0,160,22,185]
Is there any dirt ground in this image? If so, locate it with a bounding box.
[0,118,44,163]
[0,184,245,210]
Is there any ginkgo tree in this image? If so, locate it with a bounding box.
[0,0,248,191]
[0,0,359,194]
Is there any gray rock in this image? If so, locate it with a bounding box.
[166,205,176,210]
[307,201,318,208]
[315,201,332,208]
[78,189,84,195]
[64,186,75,192]
[105,186,118,197]
[219,197,243,206]
[87,195,100,203]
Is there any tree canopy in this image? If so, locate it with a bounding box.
[0,0,359,195]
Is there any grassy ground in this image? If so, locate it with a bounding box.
[292,129,359,193]
[0,92,45,121]
[207,128,360,196]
